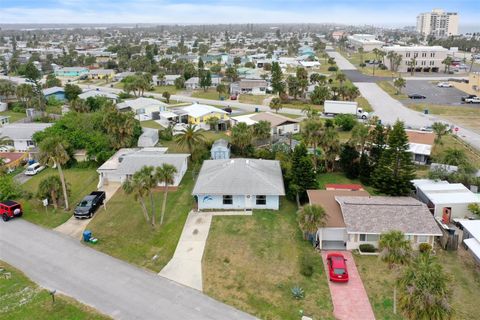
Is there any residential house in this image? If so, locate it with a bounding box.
[230,79,268,96]
[117,97,169,121]
[231,112,301,138]
[299,61,321,68]
[97,148,189,188]
[458,220,480,263]
[42,86,65,101]
[192,158,285,210]
[137,128,159,148]
[78,89,118,101]
[88,69,115,80]
[54,67,89,78]
[211,139,230,160]
[406,129,435,165]
[180,103,229,130]
[184,76,221,90]
[0,123,52,152]
[153,74,181,86]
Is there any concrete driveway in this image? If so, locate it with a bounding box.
[322,251,375,320]
[403,80,467,106]
[0,219,256,320]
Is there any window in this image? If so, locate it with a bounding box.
[404,235,414,241]
[256,195,266,205]
[223,195,233,205]
[27,140,35,146]
[359,234,379,242]
[417,235,429,243]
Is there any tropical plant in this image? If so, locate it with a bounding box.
[162,91,171,103]
[309,85,331,105]
[70,98,90,113]
[442,148,468,166]
[122,171,150,223]
[291,286,305,300]
[442,56,453,74]
[136,166,158,226]
[64,83,82,101]
[155,163,177,225]
[37,175,64,209]
[378,230,412,269]
[216,84,227,98]
[252,120,271,145]
[175,124,205,158]
[0,79,16,102]
[431,122,449,145]
[297,204,327,236]
[206,116,220,132]
[269,97,282,113]
[231,122,253,155]
[393,77,406,94]
[102,105,140,149]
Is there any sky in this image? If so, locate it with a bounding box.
[1,0,480,27]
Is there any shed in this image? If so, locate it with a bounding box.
[211,139,230,159]
[138,128,159,147]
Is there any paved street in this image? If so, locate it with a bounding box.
[0,219,256,320]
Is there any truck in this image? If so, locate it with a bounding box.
[74,191,106,219]
[323,100,369,119]
[1,201,23,222]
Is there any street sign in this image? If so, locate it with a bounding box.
[454,127,459,132]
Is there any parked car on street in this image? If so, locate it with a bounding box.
[437,82,452,88]
[465,97,480,104]
[24,162,45,176]
[462,94,477,102]
[74,191,106,219]
[326,252,349,282]
[1,200,23,222]
[408,94,426,99]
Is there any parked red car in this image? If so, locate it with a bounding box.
[327,253,349,282]
[230,95,237,100]
[1,201,23,222]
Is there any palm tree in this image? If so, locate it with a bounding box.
[38,137,71,210]
[297,204,327,239]
[397,253,453,320]
[269,97,282,113]
[302,105,319,119]
[335,72,346,85]
[358,47,365,68]
[442,57,453,74]
[320,127,340,172]
[155,164,177,225]
[378,230,412,269]
[231,122,253,155]
[0,79,16,102]
[137,166,157,227]
[432,122,449,145]
[372,48,380,76]
[175,124,205,157]
[252,120,271,145]
[408,58,417,76]
[0,135,12,146]
[122,173,150,223]
[302,118,323,170]
[351,123,369,154]
[216,84,227,98]
[393,77,406,94]
[206,116,220,132]
[70,98,89,113]
[37,175,63,209]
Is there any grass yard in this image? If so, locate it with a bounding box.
[354,248,480,320]
[21,167,99,228]
[316,172,377,194]
[338,50,403,78]
[377,81,408,100]
[87,172,195,272]
[141,120,162,130]
[149,85,178,95]
[0,261,109,320]
[191,89,222,101]
[431,134,480,168]
[203,199,334,320]
[159,131,230,153]
[238,94,270,105]
[356,96,373,112]
[0,110,26,123]
[281,100,323,112]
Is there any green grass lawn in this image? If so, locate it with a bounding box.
[149,85,178,95]
[203,199,334,320]
[0,110,26,123]
[317,172,377,194]
[280,100,323,112]
[377,81,408,100]
[87,172,195,272]
[431,134,480,168]
[354,248,480,320]
[21,167,99,228]
[191,89,222,101]
[356,96,373,112]
[141,120,162,130]
[238,94,270,105]
[0,261,109,320]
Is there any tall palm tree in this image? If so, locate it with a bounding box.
[320,127,340,172]
[335,72,346,85]
[231,122,253,156]
[0,79,16,102]
[0,135,12,146]
[431,122,449,145]
[372,48,380,76]
[442,57,453,74]
[37,175,62,209]
[252,120,271,145]
[302,118,323,170]
[122,173,150,223]
[393,77,406,94]
[408,58,417,76]
[138,166,157,226]
[358,47,365,68]
[38,137,71,210]
[70,98,90,113]
[351,123,369,154]
[378,230,412,269]
[269,97,282,113]
[297,204,326,239]
[155,164,177,225]
[175,124,205,158]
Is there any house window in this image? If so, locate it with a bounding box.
[404,235,414,241]
[26,140,35,146]
[417,235,429,243]
[359,234,379,242]
[223,195,233,205]
[256,195,266,205]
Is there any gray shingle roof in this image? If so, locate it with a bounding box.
[0,123,52,140]
[336,196,442,235]
[115,153,189,176]
[192,158,285,196]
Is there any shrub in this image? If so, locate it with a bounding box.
[327,66,338,72]
[359,244,376,253]
[359,63,367,68]
[334,114,357,131]
[299,255,315,277]
[418,243,432,253]
[291,286,304,300]
[10,101,26,113]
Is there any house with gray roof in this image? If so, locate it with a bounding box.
[0,123,52,152]
[97,148,189,188]
[192,158,285,210]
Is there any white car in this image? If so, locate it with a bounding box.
[24,163,45,176]
[465,97,480,104]
[437,82,452,88]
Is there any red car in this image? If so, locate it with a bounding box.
[327,253,349,282]
[1,201,23,222]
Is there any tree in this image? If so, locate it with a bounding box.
[372,48,380,75]
[122,171,150,223]
[37,175,63,209]
[335,72,346,85]
[320,127,341,172]
[351,123,369,154]
[38,137,70,210]
[393,77,406,94]
[200,70,212,91]
[45,74,62,88]
[271,62,284,94]
[206,116,220,132]
[408,58,417,76]
[372,121,415,196]
[287,75,300,99]
[0,80,16,102]
[432,122,449,145]
[269,97,282,113]
[24,61,41,83]
[174,76,185,89]
[297,204,327,238]
[162,91,171,103]
[309,85,331,105]
[289,144,316,206]
[16,83,34,108]
[216,84,227,98]
[252,120,271,145]
[334,114,357,131]
[64,83,82,101]
[296,67,309,97]
[378,230,412,269]
[231,122,253,156]
[225,66,238,82]
[358,47,365,67]
[102,105,140,149]
[155,164,177,225]
[339,143,360,179]
[175,124,205,158]
[302,119,323,170]
[70,98,89,113]
[397,253,453,320]
[137,166,158,226]
[442,56,453,74]
[442,148,468,166]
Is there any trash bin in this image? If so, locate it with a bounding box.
[255,107,259,112]
[83,230,92,242]
[424,109,429,114]
[220,96,225,101]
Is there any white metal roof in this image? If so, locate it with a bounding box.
[415,181,479,205]
[464,238,480,261]
[181,103,227,118]
[459,220,480,240]
[408,143,432,156]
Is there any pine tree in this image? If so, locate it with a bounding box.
[358,153,372,185]
[289,144,316,206]
[339,143,360,179]
[372,121,415,196]
[271,62,284,94]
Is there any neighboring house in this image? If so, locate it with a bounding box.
[211,139,230,160]
[114,71,135,82]
[88,69,115,80]
[153,74,181,86]
[231,112,301,138]
[192,158,285,210]
[0,116,10,127]
[412,179,480,221]
[97,148,189,188]
[54,67,89,78]
[180,103,229,130]
[298,46,315,56]
[137,128,159,147]
[78,89,119,101]
[117,97,169,121]
[308,190,442,250]
[458,220,480,263]
[230,79,268,95]
[42,86,65,101]
[0,123,52,152]
[184,76,221,90]
[406,129,435,165]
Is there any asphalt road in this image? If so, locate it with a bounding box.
[403,80,467,106]
[0,219,256,320]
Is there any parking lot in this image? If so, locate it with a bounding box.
[403,80,468,106]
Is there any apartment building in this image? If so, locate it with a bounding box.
[416,9,459,37]
[383,45,449,73]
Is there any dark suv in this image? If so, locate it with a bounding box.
[1,201,23,222]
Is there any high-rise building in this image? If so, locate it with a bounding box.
[416,9,459,37]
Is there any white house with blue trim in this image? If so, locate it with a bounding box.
[192,158,285,210]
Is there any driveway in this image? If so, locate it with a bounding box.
[322,251,375,320]
[160,210,252,291]
[403,80,466,106]
[0,219,256,320]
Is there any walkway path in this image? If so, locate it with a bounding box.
[160,210,252,291]
[0,219,256,320]
[321,251,375,320]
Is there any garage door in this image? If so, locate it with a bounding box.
[321,228,346,241]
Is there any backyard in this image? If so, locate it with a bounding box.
[0,261,109,320]
[203,199,334,320]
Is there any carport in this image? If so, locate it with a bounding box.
[317,227,346,250]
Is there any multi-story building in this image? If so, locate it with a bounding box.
[416,9,459,37]
[347,34,385,52]
[383,45,449,73]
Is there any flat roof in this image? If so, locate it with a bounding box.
[458,220,480,240]
[464,238,480,261]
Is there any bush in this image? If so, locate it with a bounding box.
[299,255,315,277]
[359,63,367,68]
[327,66,338,72]
[359,244,376,252]
[334,114,357,131]
[419,243,432,253]
[118,92,131,100]
[10,101,26,113]
[291,286,304,300]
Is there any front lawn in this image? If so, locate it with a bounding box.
[191,89,223,101]
[238,94,269,105]
[21,167,99,228]
[141,120,162,130]
[0,261,109,320]
[203,199,334,320]
[149,85,178,95]
[0,110,26,123]
[87,172,195,272]
[377,81,408,100]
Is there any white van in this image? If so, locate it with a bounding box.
[25,163,45,176]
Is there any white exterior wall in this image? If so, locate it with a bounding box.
[13,139,34,152]
[384,47,448,73]
[433,202,473,219]
[346,233,436,250]
[272,123,300,136]
[196,194,280,210]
